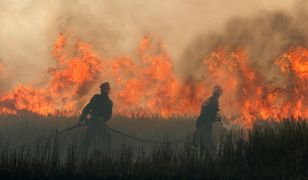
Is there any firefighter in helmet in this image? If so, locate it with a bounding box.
[194,85,223,148]
[79,82,113,143]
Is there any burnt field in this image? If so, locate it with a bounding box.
[0,115,307,179]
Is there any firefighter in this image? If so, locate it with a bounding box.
[79,82,113,143]
[194,85,223,149]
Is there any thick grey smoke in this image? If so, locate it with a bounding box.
[0,0,295,90]
[179,1,308,84]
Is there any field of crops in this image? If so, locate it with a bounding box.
[0,115,307,179]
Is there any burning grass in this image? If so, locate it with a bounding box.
[1,34,308,128]
[0,115,307,179]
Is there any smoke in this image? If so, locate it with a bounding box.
[0,59,3,87]
[180,1,308,84]
[0,0,295,88]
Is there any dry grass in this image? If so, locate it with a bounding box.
[0,115,307,179]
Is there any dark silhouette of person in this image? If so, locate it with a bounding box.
[194,85,223,149]
[79,82,113,143]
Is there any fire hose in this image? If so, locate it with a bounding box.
[12,124,81,150]
[12,124,193,150]
[108,126,193,144]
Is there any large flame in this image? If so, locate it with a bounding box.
[202,47,308,127]
[0,34,102,116]
[109,36,205,117]
[0,34,307,127]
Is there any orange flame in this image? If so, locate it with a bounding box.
[202,47,308,127]
[0,34,307,128]
[276,47,308,118]
[107,36,205,117]
[0,34,102,116]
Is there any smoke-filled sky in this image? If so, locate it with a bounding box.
[0,0,299,88]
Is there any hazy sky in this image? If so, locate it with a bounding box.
[0,0,297,86]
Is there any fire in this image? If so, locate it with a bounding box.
[108,36,205,117]
[276,47,308,118]
[203,47,308,127]
[277,47,308,80]
[0,34,103,116]
[0,33,307,127]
